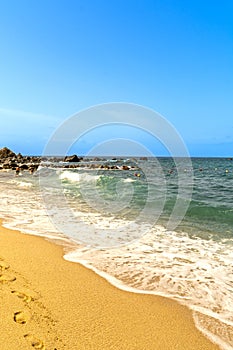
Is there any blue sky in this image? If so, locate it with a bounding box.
[0,0,232,156]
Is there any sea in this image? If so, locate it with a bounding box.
[0,157,233,350]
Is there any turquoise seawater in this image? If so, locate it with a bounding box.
[0,157,233,349]
[60,157,233,240]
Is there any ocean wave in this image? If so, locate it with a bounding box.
[60,170,100,183]
[1,158,233,349]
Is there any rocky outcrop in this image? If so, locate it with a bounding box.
[0,147,40,172]
[64,154,82,162]
[0,147,16,159]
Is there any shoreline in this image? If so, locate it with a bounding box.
[0,219,220,349]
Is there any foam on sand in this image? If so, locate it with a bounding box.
[0,220,219,350]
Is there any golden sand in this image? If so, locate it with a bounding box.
[0,220,219,350]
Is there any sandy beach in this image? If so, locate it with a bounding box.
[0,219,220,350]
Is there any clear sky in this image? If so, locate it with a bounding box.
[0,0,232,156]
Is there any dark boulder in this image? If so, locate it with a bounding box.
[19,164,29,170]
[9,161,18,168]
[64,155,81,162]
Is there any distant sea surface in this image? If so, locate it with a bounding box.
[0,157,233,350]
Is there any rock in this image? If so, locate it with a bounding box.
[2,162,11,169]
[30,156,41,163]
[9,161,18,168]
[0,148,43,172]
[17,153,23,160]
[122,165,130,170]
[90,164,98,169]
[0,147,16,159]
[28,165,38,173]
[64,155,81,162]
[19,164,29,170]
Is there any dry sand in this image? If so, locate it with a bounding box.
[0,220,220,350]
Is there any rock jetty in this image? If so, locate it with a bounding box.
[0,147,138,172]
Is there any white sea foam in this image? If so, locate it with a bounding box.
[123,178,136,183]
[17,181,33,188]
[64,225,233,350]
[60,170,100,183]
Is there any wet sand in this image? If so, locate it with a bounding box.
[0,220,220,349]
